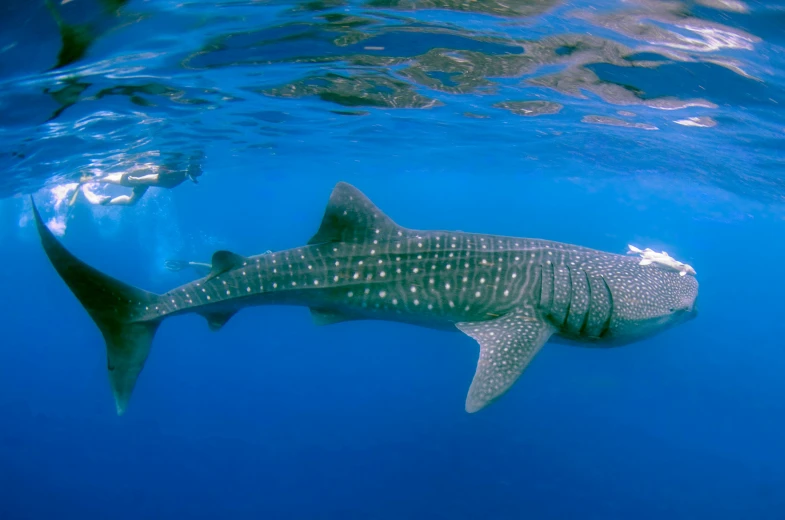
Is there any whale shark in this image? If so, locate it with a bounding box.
[32,181,699,415]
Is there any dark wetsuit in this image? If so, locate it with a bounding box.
[117,169,188,199]
[120,169,188,189]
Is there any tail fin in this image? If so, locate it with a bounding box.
[31,199,161,415]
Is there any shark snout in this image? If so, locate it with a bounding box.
[668,293,698,324]
[689,294,699,317]
[673,293,698,321]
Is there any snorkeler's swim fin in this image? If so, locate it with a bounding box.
[67,184,80,208]
[32,199,161,415]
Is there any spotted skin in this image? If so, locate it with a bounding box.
[32,182,699,415]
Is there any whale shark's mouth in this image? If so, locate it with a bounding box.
[688,294,699,318]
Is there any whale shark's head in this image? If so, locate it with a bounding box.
[604,267,699,345]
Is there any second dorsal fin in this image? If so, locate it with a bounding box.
[207,250,248,280]
[308,181,409,245]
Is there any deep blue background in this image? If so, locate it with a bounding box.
[2,167,785,519]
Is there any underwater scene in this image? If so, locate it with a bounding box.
[1,0,784,518]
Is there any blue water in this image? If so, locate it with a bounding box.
[2,0,785,518]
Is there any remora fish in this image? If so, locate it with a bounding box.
[32,181,699,415]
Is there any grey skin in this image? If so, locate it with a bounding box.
[32,181,698,416]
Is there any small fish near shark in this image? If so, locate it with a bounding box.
[31,182,699,415]
[627,245,696,277]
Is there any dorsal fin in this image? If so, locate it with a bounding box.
[207,250,248,280]
[308,181,407,245]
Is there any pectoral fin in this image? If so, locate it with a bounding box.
[457,312,555,413]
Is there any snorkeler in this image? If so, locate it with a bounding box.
[72,151,204,207]
[165,251,273,277]
[164,259,213,277]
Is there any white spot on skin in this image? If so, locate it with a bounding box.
[379,291,387,298]
[273,283,278,289]
[414,299,420,305]
[445,283,451,290]
[410,286,417,293]
[314,280,320,285]
[380,271,386,277]
[333,276,339,282]
[291,282,297,287]
[247,287,251,292]
[348,291,354,297]
[475,291,481,297]
[392,299,398,305]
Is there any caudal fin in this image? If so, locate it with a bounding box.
[32,199,161,415]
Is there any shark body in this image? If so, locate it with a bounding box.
[33,182,699,415]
